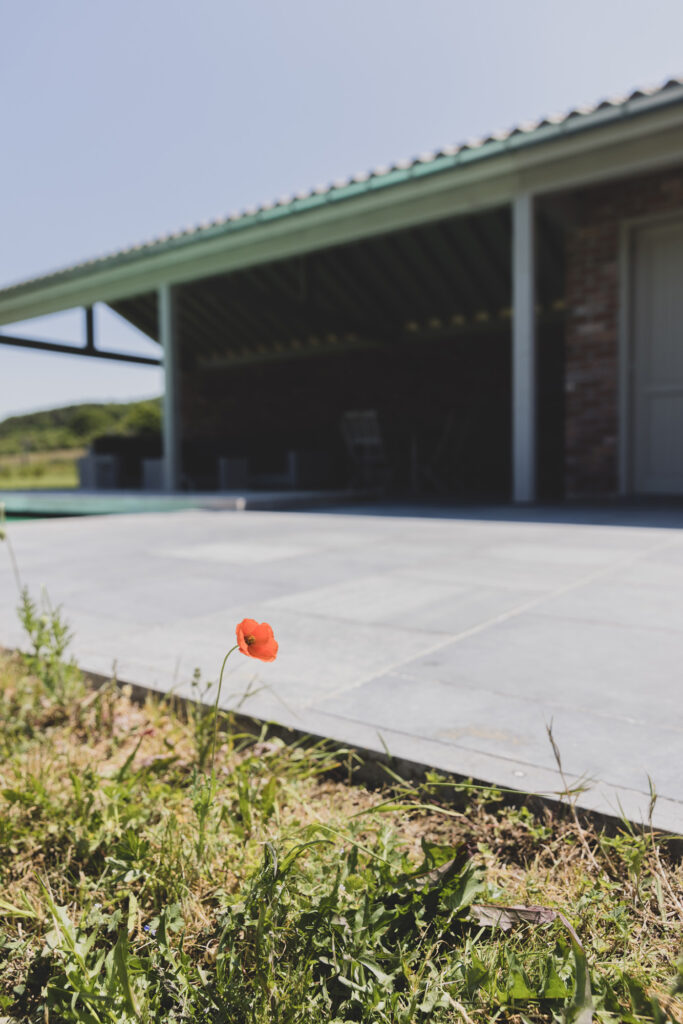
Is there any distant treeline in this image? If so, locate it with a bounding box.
[0,398,162,455]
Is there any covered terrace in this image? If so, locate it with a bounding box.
[2,78,683,501]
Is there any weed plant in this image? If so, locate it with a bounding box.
[0,599,681,1022]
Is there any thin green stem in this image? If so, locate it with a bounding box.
[5,534,22,594]
[209,644,239,795]
[0,503,22,593]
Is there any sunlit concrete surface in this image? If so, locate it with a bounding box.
[1,503,682,832]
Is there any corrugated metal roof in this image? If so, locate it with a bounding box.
[2,75,683,299]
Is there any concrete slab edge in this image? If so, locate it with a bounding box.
[64,657,683,851]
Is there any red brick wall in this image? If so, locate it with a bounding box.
[565,165,683,496]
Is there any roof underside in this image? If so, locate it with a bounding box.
[110,205,564,365]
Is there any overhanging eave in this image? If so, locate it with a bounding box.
[1,97,683,326]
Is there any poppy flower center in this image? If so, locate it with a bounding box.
[245,634,257,646]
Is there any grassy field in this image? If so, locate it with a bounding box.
[0,449,84,490]
[0,396,162,491]
[0,399,161,456]
[0,591,681,1022]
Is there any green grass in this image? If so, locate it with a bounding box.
[0,592,681,1023]
[0,396,163,489]
[0,450,82,490]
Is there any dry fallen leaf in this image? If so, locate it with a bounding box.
[470,903,592,1023]
[471,903,581,946]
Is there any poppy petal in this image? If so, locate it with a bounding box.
[235,619,278,661]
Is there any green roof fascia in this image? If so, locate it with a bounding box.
[2,82,683,307]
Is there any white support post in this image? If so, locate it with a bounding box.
[512,193,537,503]
[158,284,181,492]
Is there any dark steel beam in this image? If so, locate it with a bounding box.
[0,333,162,365]
[85,305,95,352]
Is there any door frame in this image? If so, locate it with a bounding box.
[618,209,683,495]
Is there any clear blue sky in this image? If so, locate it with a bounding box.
[2,0,682,419]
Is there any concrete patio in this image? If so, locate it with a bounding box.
[1,503,681,832]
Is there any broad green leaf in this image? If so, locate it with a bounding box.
[127,892,138,937]
[0,894,38,919]
[507,956,538,1001]
[565,943,593,1024]
[356,957,395,988]
[113,929,140,1019]
[542,960,570,999]
[260,775,277,817]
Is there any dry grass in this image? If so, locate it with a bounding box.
[0,448,86,466]
[0,634,681,1022]
[0,449,84,489]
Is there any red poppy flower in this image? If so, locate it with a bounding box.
[236,619,278,662]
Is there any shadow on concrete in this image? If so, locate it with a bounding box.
[313,496,683,530]
[6,487,683,530]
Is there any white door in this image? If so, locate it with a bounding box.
[632,219,683,494]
